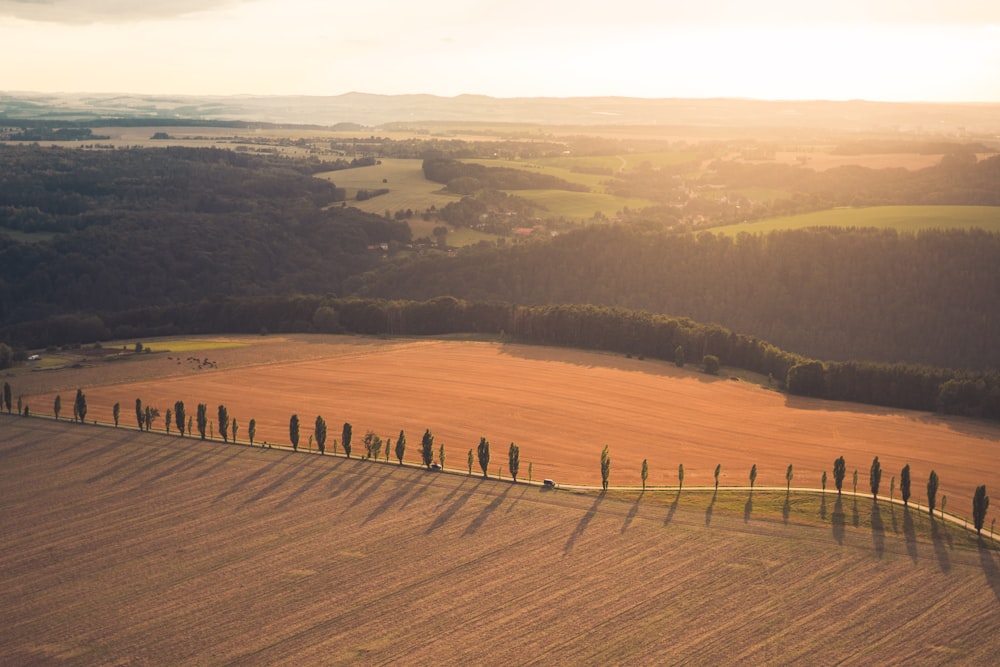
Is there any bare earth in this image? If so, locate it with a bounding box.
[14,335,999,528]
[1,417,998,665]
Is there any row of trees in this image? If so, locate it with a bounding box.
[4,381,993,536]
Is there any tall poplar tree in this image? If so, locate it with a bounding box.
[218,405,230,443]
[395,429,406,465]
[174,401,185,436]
[833,456,846,496]
[289,414,300,451]
[476,436,490,477]
[421,429,435,469]
[342,422,353,458]
[315,416,327,454]
[508,442,520,482]
[600,445,611,491]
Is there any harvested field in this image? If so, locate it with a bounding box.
[1,418,998,664]
[16,335,999,529]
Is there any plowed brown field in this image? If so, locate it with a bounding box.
[2,418,999,664]
[17,335,1000,527]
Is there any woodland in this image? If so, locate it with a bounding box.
[1,140,999,420]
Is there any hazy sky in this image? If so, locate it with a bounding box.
[2,0,999,101]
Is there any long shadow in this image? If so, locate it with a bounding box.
[820,493,827,521]
[275,465,328,509]
[565,492,603,554]
[115,445,188,484]
[426,478,477,533]
[64,432,131,466]
[245,456,310,504]
[929,517,952,573]
[744,494,753,523]
[215,457,284,503]
[979,542,1000,604]
[402,474,437,509]
[195,445,244,478]
[870,500,885,558]
[890,503,898,535]
[663,490,680,527]
[705,490,716,527]
[347,471,391,509]
[85,447,147,483]
[832,496,845,545]
[902,506,918,563]
[464,485,511,537]
[147,442,215,484]
[852,496,859,528]
[782,491,790,525]
[363,470,415,524]
[621,491,643,534]
[505,483,528,513]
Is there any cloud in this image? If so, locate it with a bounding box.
[0,0,251,24]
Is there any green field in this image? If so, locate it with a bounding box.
[316,159,460,215]
[709,205,1000,235]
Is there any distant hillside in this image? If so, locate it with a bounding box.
[3,91,1000,134]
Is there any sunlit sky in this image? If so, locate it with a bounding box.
[2,0,1000,102]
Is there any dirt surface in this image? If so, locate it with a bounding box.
[12,334,999,528]
[1,418,998,665]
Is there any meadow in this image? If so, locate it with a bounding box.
[708,205,1000,236]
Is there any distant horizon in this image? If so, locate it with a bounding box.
[2,1,998,105]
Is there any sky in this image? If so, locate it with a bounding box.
[2,0,999,102]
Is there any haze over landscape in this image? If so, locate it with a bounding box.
[2,0,1000,102]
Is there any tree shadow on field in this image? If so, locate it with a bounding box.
[832,496,845,545]
[820,493,827,521]
[347,470,391,510]
[85,446,146,483]
[890,503,898,535]
[870,500,885,558]
[215,457,284,504]
[196,445,244,479]
[979,542,1000,604]
[621,491,642,534]
[64,432,130,466]
[147,442,214,483]
[245,456,310,504]
[852,497,859,528]
[930,517,952,573]
[426,478,477,533]
[505,483,528,513]
[744,494,753,523]
[275,464,328,509]
[566,492,604,554]
[364,471,416,525]
[116,445,188,484]
[782,491,790,525]
[663,490,680,527]
[903,506,918,563]
[705,490,716,527]
[464,484,511,537]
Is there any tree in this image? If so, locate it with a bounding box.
[467,449,474,475]
[528,462,533,483]
[901,464,911,506]
[927,470,939,517]
[196,403,207,440]
[289,414,300,451]
[2,382,10,413]
[187,416,193,438]
[786,464,794,492]
[641,459,649,491]
[248,418,257,446]
[890,476,895,503]
[852,469,859,495]
[363,431,382,460]
[714,464,721,490]
[870,456,882,499]
[75,392,88,422]
[418,429,434,469]
[165,408,172,434]
[174,401,185,436]
[678,463,685,491]
[315,416,327,454]
[112,402,120,428]
[342,422,353,458]
[144,405,159,431]
[136,398,144,431]
[508,442,520,482]
[749,464,758,491]
[395,429,406,465]
[53,395,62,420]
[822,471,827,492]
[973,485,990,535]
[232,418,239,443]
[439,443,446,470]
[702,354,720,375]
[476,436,490,477]
[833,456,846,496]
[600,445,611,491]
[674,345,685,367]
[218,405,230,443]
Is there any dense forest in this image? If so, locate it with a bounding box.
[0,145,409,323]
[351,225,1000,371]
[4,295,997,420]
[422,157,590,193]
